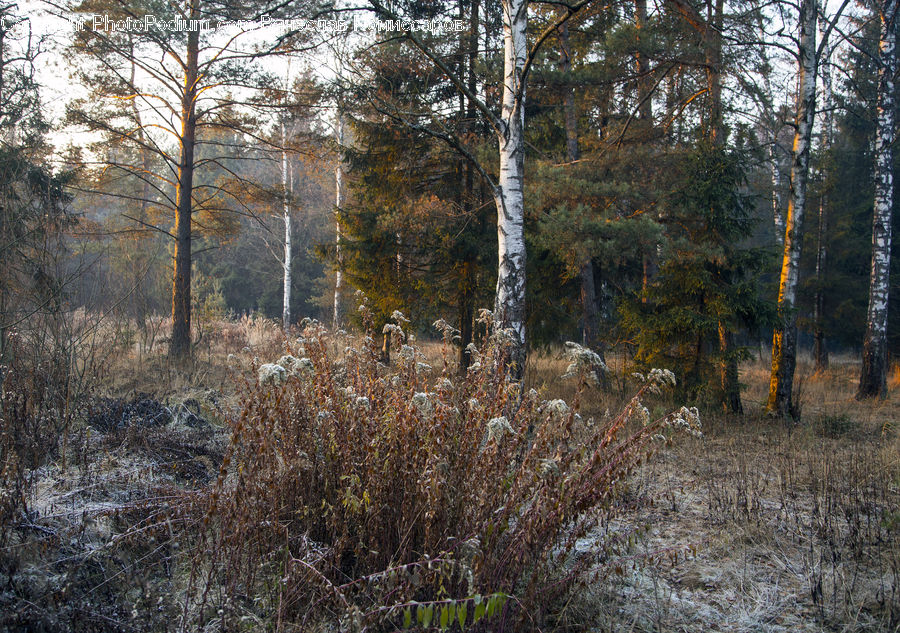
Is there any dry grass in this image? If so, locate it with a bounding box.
[583,351,900,633]
[2,317,898,632]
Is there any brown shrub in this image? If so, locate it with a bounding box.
[186,313,695,631]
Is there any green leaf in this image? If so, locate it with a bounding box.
[457,602,467,630]
[417,604,425,625]
[423,604,434,628]
[439,605,449,630]
[403,607,412,628]
[473,601,486,623]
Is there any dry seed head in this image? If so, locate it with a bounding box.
[476,308,494,326]
[538,458,560,478]
[648,368,677,388]
[545,399,570,418]
[561,342,607,383]
[665,406,703,437]
[487,416,514,442]
[258,363,286,386]
[391,310,409,325]
[411,392,434,417]
[634,405,651,427]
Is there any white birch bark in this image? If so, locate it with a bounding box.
[771,141,786,247]
[334,111,344,332]
[767,0,817,416]
[493,0,528,373]
[858,0,897,398]
[281,119,293,332]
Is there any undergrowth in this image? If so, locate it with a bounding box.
[184,311,698,631]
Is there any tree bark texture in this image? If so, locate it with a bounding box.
[767,0,817,416]
[169,8,200,362]
[858,0,897,399]
[334,111,344,332]
[493,0,528,376]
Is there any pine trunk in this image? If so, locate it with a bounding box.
[635,0,652,126]
[858,0,896,399]
[705,0,741,413]
[814,25,835,373]
[169,12,199,362]
[719,322,743,414]
[558,16,601,356]
[767,0,817,416]
[813,192,829,371]
[493,0,528,376]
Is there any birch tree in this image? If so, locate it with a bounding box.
[333,107,345,332]
[857,0,898,399]
[766,0,818,417]
[363,0,592,375]
[280,115,295,331]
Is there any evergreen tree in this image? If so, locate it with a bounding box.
[65,0,325,363]
[621,142,772,405]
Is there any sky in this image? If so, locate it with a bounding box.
[5,0,864,162]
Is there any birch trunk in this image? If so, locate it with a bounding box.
[493,0,528,376]
[128,37,154,334]
[169,7,200,361]
[771,141,786,247]
[858,0,897,399]
[281,120,293,332]
[334,111,344,332]
[767,0,817,416]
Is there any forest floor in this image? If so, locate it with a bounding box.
[1,323,898,632]
[531,354,900,633]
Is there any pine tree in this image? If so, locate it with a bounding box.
[621,142,772,405]
[66,0,322,363]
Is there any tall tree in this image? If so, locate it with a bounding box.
[812,21,836,372]
[0,5,74,364]
[858,0,898,399]
[66,0,321,363]
[333,105,345,332]
[766,0,818,417]
[364,0,594,375]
